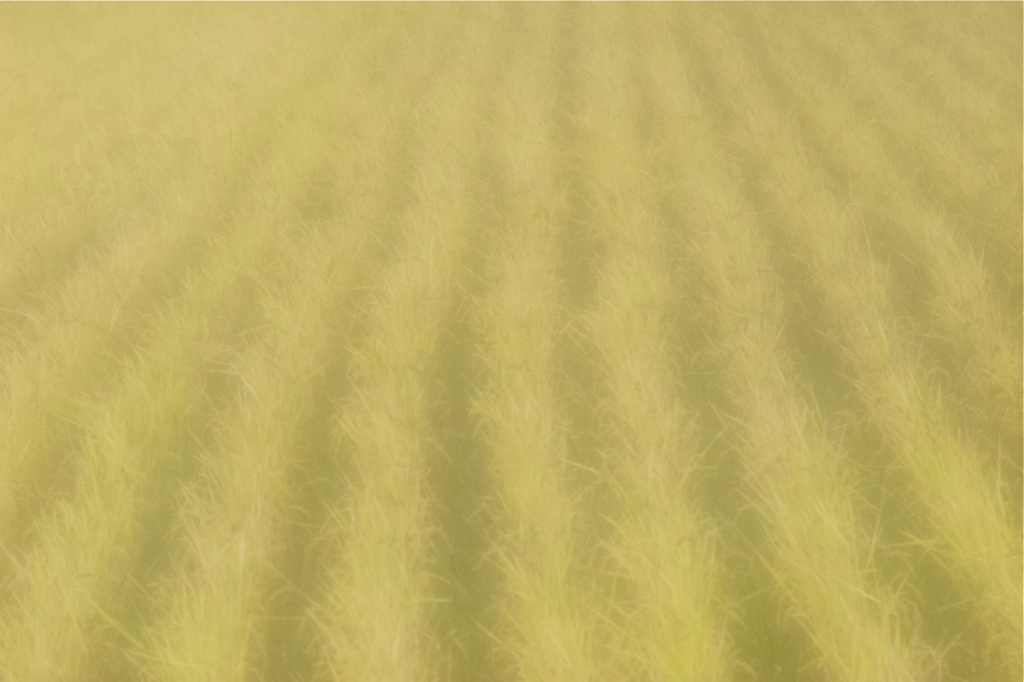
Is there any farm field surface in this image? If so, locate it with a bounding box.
[0,4,1021,681]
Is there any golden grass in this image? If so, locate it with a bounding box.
[634,10,936,679]
[684,8,1022,676]
[136,54,387,682]
[581,12,733,681]
[0,5,1019,681]
[471,11,599,680]
[756,6,1022,444]
[314,14,497,681]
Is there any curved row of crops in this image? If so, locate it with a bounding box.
[0,4,1019,681]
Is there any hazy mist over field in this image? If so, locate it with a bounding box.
[0,3,1021,681]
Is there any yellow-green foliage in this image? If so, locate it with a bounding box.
[583,11,733,680]
[650,27,933,676]
[316,16,496,682]
[685,7,1021,676]
[0,4,1019,682]
[471,11,599,680]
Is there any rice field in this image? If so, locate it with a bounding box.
[0,4,1021,681]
